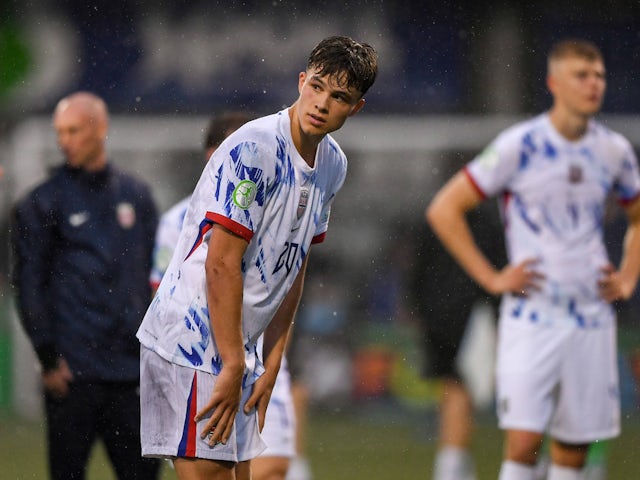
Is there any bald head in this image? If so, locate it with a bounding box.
[55,91,109,126]
[53,92,109,172]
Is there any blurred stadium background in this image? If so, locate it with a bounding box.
[1,1,640,478]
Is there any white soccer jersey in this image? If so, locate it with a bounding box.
[149,196,190,290]
[467,114,640,328]
[137,109,347,385]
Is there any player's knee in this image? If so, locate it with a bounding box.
[504,430,544,465]
[550,440,589,468]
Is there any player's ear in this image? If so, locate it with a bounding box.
[546,74,555,95]
[348,98,366,117]
[298,72,307,94]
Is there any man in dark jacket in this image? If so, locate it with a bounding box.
[11,91,160,479]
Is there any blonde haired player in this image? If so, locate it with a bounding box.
[427,39,640,480]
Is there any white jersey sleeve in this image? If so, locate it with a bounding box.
[610,134,640,204]
[464,122,526,198]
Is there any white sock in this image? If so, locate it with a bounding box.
[584,464,606,480]
[533,455,550,480]
[548,464,584,480]
[286,455,313,480]
[433,446,476,480]
[499,460,537,480]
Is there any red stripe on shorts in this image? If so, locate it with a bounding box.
[178,372,198,457]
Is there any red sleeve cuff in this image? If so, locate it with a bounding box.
[619,192,640,207]
[463,167,487,200]
[312,232,326,244]
[206,212,254,242]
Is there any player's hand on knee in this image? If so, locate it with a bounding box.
[194,365,243,446]
[243,372,274,430]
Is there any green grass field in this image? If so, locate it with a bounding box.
[2,406,640,479]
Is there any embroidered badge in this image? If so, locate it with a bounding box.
[232,180,257,209]
[297,188,309,219]
[116,202,136,229]
[568,164,583,183]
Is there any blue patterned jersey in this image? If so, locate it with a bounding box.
[466,114,640,327]
[137,109,347,384]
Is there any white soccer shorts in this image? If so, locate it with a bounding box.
[140,346,266,462]
[496,313,620,443]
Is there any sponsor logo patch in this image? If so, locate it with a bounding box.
[69,211,90,227]
[232,180,257,209]
[568,164,583,183]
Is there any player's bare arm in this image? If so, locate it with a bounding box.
[599,196,640,302]
[246,254,309,431]
[194,224,248,446]
[427,170,543,296]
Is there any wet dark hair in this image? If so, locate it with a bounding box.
[307,35,378,97]
[203,111,255,150]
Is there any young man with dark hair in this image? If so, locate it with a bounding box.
[137,35,378,480]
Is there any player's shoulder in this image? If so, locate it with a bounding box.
[496,114,547,143]
[319,133,348,171]
[229,111,284,145]
[588,118,633,152]
[212,111,287,165]
[323,132,347,158]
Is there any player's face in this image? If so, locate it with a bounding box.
[295,68,365,137]
[548,56,606,118]
[54,103,107,171]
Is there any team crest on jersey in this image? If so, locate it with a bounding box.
[232,180,257,209]
[297,188,309,219]
[568,164,583,183]
[116,202,136,229]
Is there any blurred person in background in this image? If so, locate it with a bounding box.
[151,111,299,480]
[412,200,505,480]
[11,91,160,479]
[427,39,640,480]
[135,35,378,480]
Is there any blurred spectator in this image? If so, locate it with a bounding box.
[11,91,160,479]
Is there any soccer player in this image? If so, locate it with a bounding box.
[11,92,160,479]
[136,36,378,480]
[426,39,640,480]
[150,111,297,480]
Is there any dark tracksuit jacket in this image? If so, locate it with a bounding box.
[11,163,158,382]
